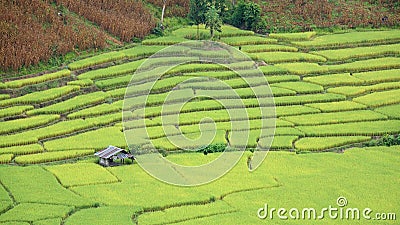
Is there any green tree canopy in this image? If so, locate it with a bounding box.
[205,4,223,39]
[230,1,262,31]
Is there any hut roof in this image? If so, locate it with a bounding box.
[94,145,132,159]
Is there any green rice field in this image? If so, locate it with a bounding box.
[0,25,399,224]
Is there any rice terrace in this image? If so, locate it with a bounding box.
[0,0,399,224]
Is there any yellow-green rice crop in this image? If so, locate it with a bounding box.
[304,73,365,86]
[305,101,368,112]
[120,45,165,59]
[292,30,400,48]
[0,203,73,222]
[26,91,110,115]
[221,36,278,46]
[43,127,127,151]
[282,110,387,126]
[0,85,80,107]
[14,149,94,164]
[328,82,400,97]
[68,51,126,70]
[67,79,94,87]
[374,104,400,119]
[241,44,298,53]
[275,62,329,75]
[0,133,38,148]
[4,69,71,89]
[353,69,400,83]
[249,52,327,63]
[353,89,400,107]
[0,154,13,164]
[46,163,119,187]
[269,31,316,41]
[78,59,145,80]
[274,93,346,105]
[295,136,371,151]
[297,120,400,136]
[311,43,400,61]
[0,105,34,118]
[271,81,324,94]
[142,36,188,45]
[0,166,92,205]
[0,144,43,155]
[0,114,60,134]
[259,135,298,149]
[67,103,120,119]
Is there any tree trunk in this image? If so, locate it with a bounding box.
[161,0,166,29]
[197,24,200,40]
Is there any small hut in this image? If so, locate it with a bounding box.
[94,145,135,167]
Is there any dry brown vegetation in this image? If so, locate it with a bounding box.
[0,0,156,71]
[0,0,110,70]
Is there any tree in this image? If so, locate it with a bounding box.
[242,2,261,30]
[205,4,222,39]
[189,0,230,39]
[188,0,208,39]
[230,1,262,31]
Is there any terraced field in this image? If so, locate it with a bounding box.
[0,25,399,224]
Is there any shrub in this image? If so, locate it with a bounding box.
[198,143,227,154]
[365,134,400,147]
